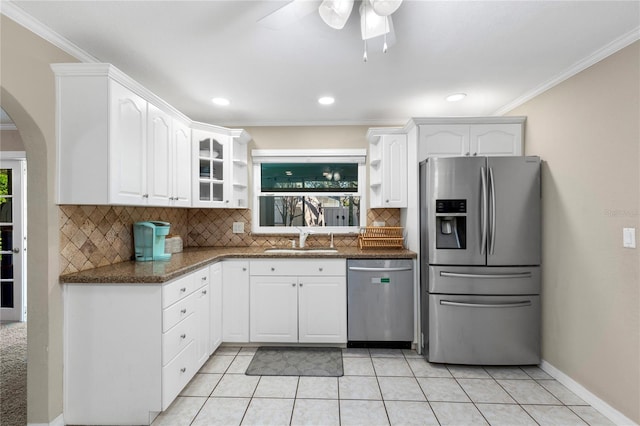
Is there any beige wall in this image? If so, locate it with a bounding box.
[1,15,78,423]
[0,129,25,151]
[245,125,371,150]
[508,42,640,423]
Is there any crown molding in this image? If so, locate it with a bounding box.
[1,1,98,63]
[494,26,640,116]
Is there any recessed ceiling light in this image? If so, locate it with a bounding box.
[446,93,467,102]
[318,96,335,105]
[211,97,230,106]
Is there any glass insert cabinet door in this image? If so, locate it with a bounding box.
[0,160,26,321]
[194,131,229,207]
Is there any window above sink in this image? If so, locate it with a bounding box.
[252,149,366,234]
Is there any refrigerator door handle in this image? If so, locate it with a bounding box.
[440,300,532,309]
[489,167,496,254]
[480,167,487,255]
[440,271,532,279]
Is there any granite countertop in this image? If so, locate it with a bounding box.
[59,246,417,284]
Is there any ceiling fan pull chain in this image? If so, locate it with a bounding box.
[363,39,368,62]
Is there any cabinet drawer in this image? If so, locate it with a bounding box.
[163,289,198,332]
[162,313,196,366]
[163,274,197,308]
[250,259,345,276]
[192,266,210,289]
[162,340,196,410]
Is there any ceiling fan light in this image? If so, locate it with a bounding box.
[369,0,403,16]
[319,0,354,30]
[360,1,391,40]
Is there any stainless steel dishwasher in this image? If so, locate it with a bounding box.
[347,259,414,348]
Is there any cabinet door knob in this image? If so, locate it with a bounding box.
[180,367,186,373]
[201,276,207,281]
[225,200,229,203]
[319,267,323,272]
[180,308,187,314]
[385,200,389,203]
[180,334,186,339]
[271,267,275,272]
[473,152,477,156]
[180,287,186,292]
[242,267,247,272]
[142,193,149,198]
[465,152,470,156]
[202,290,207,295]
[292,283,296,287]
[299,283,303,287]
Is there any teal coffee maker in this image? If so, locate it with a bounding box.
[133,221,172,261]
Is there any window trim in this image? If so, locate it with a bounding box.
[251,149,367,234]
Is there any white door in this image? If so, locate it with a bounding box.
[195,283,210,369]
[0,160,26,321]
[209,262,223,354]
[298,276,346,343]
[221,260,249,342]
[147,104,172,206]
[172,121,191,207]
[249,276,298,343]
[419,124,470,159]
[381,134,408,208]
[109,81,147,204]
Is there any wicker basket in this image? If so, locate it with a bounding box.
[358,226,404,249]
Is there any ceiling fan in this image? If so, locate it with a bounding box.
[258,0,403,61]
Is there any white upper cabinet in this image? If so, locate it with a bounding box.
[109,81,149,204]
[368,129,408,208]
[192,125,249,209]
[52,63,247,208]
[416,118,524,160]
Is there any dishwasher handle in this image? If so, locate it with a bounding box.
[348,266,413,273]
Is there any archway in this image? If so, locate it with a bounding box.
[1,86,62,424]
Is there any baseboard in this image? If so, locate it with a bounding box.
[540,360,638,426]
[27,413,64,426]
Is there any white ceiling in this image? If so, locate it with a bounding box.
[7,1,640,127]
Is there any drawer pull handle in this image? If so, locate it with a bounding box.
[181,309,187,314]
[180,334,187,339]
[180,287,186,292]
[180,367,186,373]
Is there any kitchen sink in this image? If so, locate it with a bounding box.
[264,248,338,254]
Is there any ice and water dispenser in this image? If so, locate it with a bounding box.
[133,221,172,261]
[435,199,466,249]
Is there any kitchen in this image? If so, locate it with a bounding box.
[0,1,638,426]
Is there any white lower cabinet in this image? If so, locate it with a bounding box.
[209,262,223,354]
[63,265,212,425]
[221,260,250,342]
[249,259,347,344]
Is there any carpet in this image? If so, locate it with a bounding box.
[245,347,343,377]
[1,321,27,426]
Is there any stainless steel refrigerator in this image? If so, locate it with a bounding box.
[419,156,541,365]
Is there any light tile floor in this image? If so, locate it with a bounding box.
[152,346,615,426]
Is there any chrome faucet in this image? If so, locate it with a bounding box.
[297,228,312,248]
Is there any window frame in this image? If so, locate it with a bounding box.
[251,149,367,235]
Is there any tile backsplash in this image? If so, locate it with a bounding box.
[59,206,401,275]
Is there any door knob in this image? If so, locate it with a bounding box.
[12,248,19,254]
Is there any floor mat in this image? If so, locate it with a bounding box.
[245,347,343,377]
